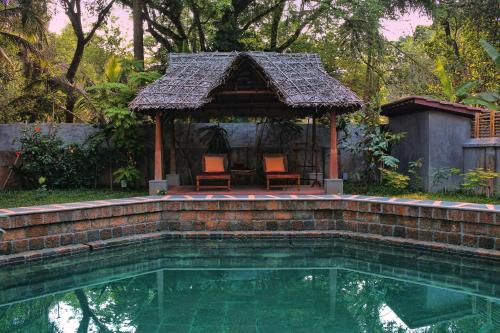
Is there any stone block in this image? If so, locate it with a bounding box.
[148,180,168,195]
[324,179,343,194]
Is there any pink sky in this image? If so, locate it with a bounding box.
[49,5,432,43]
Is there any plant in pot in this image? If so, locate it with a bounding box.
[113,165,141,189]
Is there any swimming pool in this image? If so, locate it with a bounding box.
[1,238,499,332]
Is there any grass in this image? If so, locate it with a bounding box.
[0,188,147,209]
[344,182,499,205]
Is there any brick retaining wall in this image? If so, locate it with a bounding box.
[1,196,499,261]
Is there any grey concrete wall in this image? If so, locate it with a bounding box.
[463,138,500,191]
[388,111,430,188]
[388,110,473,192]
[427,112,471,191]
[0,123,363,188]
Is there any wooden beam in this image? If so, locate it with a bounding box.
[329,112,339,179]
[154,111,163,180]
[474,112,480,138]
[168,119,176,174]
[489,110,495,137]
[216,90,273,95]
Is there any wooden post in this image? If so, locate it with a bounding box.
[329,112,339,179]
[154,111,163,180]
[168,119,176,174]
[474,112,480,138]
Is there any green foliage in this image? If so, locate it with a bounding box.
[379,168,409,190]
[341,109,405,183]
[462,168,499,197]
[431,167,461,192]
[113,165,141,187]
[480,39,500,71]
[13,126,101,188]
[408,158,423,191]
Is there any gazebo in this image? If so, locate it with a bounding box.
[129,52,363,194]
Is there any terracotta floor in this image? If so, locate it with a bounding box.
[167,185,326,195]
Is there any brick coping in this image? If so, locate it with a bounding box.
[2,230,499,267]
[1,194,498,217]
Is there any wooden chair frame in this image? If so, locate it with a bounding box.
[196,154,231,191]
[263,154,300,191]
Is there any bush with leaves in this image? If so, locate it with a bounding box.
[13,126,100,188]
[462,168,499,198]
[431,167,461,192]
[341,108,405,184]
[379,168,409,190]
[408,158,423,190]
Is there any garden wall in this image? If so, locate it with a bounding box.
[463,138,500,192]
[0,123,364,188]
[0,196,498,264]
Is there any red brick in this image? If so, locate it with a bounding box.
[29,237,45,250]
[3,229,25,241]
[433,232,447,243]
[447,233,461,245]
[394,226,406,238]
[126,215,145,224]
[368,223,381,234]
[100,229,112,240]
[45,235,61,248]
[394,205,409,216]
[448,210,464,221]
[252,211,275,219]
[462,234,477,247]
[463,223,489,236]
[0,241,11,255]
[292,221,304,231]
[74,221,91,232]
[91,218,110,229]
[254,201,279,210]
[87,230,100,241]
[382,204,395,214]
[61,234,74,245]
[112,227,123,238]
[358,202,370,212]
[406,228,418,240]
[12,239,29,253]
[357,222,369,233]
[275,211,293,220]
[478,237,495,249]
[358,212,379,223]
[381,225,394,236]
[234,211,252,221]
[432,208,447,220]
[418,230,433,242]
[370,203,382,213]
[397,217,418,228]
[420,207,433,218]
[440,221,461,233]
[26,225,48,237]
[29,214,44,226]
[463,211,479,223]
[74,232,88,243]
[342,211,357,221]
[315,220,330,230]
[345,201,359,211]
[180,211,197,220]
[479,212,495,224]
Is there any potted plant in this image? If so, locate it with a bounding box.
[113,165,141,189]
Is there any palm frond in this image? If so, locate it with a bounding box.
[0,30,40,55]
[0,46,13,66]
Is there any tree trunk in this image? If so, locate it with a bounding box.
[65,40,85,123]
[133,0,144,66]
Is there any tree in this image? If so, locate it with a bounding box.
[60,0,115,123]
[132,0,144,66]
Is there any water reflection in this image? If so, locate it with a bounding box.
[0,239,499,332]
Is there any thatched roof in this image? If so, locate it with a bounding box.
[130,52,363,115]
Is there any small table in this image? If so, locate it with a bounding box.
[230,169,256,185]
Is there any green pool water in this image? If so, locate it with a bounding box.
[0,238,499,333]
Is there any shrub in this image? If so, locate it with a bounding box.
[431,167,461,192]
[379,168,409,190]
[13,126,101,188]
[462,168,499,197]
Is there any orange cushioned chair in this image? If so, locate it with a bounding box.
[263,154,300,191]
[196,154,231,191]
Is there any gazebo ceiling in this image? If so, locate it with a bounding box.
[130,52,364,118]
